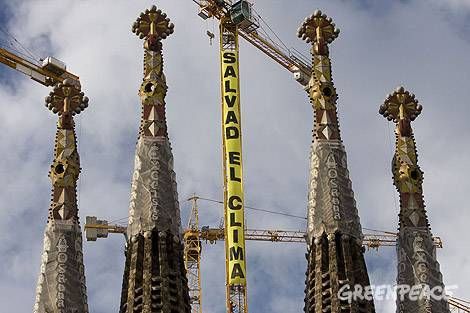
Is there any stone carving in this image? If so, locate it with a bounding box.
[380,87,450,313]
[119,6,190,313]
[34,79,89,313]
[299,10,375,313]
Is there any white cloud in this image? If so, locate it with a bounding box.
[0,0,469,312]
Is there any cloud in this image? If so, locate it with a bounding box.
[0,0,469,312]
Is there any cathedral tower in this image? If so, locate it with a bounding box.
[118,6,190,313]
[34,79,89,313]
[380,86,450,313]
[298,10,376,313]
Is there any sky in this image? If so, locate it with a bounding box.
[0,0,469,312]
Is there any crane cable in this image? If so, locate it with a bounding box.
[251,6,310,64]
[195,196,307,220]
[252,7,289,53]
[0,24,41,64]
[104,194,308,226]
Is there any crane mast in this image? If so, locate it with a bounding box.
[219,17,248,313]
[192,1,313,312]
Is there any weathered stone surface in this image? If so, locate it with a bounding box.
[299,11,375,313]
[34,222,88,313]
[119,7,190,313]
[381,87,450,313]
[34,94,88,313]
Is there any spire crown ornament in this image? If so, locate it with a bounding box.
[45,78,89,128]
[380,86,422,121]
[297,10,340,55]
[132,5,174,52]
[380,86,423,138]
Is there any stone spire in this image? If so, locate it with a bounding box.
[380,87,450,313]
[119,6,190,313]
[298,10,376,313]
[34,79,89,313]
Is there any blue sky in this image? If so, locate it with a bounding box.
[1,1,470,313]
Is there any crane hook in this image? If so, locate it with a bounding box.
[206,30,215,45]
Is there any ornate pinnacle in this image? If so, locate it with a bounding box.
[44,78,89,128]
[297,9,340,55]
[379,86,422,137]
[382,91,451,313]
[381,86,424,197]
[132,5,174,51]
[34,79,89,312]
[380,86,422,122]
[298,10,342,141]
[132,6,174,139]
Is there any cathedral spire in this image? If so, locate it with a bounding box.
[380,87,450,313]
[34,79,89,313]
[298,10,376,313]
[119,5,190,313]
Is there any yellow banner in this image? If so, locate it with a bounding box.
[221,48,246,286]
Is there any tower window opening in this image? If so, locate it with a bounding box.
[55,163,65,174]
[145,82,155,93]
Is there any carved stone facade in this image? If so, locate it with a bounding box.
[34,80,89,313]
[119,6,190,313]
[380,87,450,313]
[298,10,375,313]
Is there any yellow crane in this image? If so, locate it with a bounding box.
[449,297,470,313]
[84,197,465,313]
[0,47,80,87]
[194,0,311,87]
[180,195,446,313]
[191,2,313,311]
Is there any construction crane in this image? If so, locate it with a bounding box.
[191,2,314,312]
[193,0,311,87]
[449,296,470,313]
[0,47,80,88]
[84,195,445,313]
[180,196,447,313]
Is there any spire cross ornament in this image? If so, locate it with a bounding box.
[380,86,424,200]
[45,78,89,128]
[379,86,422,137]
[132,5,174,52]
[132,6,175,138]
[297,9,340,55]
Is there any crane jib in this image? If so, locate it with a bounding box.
[221,49,247,286]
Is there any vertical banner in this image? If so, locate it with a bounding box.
[221,48,246,286]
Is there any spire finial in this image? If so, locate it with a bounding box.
[380,86,422,137]
[297,10,340,55]
[132,5,174,51]
[380,86,422,122]
[45,78,88,128]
